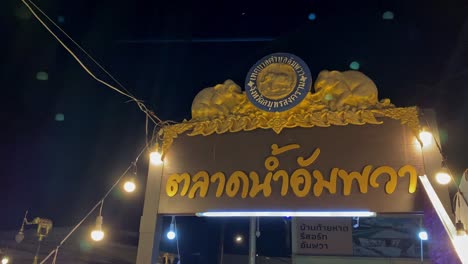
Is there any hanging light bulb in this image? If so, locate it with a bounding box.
[418,230,428,241]
[123,179,136,193]
[166,216,176,240]
[166,226,176,240]
[90,215,104,241]
[15,229,25,244]
[1,256,9,264]
[234,234,243,244]
[15,211,28,244]
[150,146,163,165]
[123,162,137,193]
[150,152,163,165]
[435,167,451,185]
[418,128,433,147]
[436,171,451,185]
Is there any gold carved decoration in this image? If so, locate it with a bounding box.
[161,71,421,155]
[161,106,420,155]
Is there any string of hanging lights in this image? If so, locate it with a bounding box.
[34,144,159,264]
[417,112,468,237]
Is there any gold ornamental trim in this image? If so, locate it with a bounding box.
[161,107,421,155]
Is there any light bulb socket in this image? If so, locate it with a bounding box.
[456,221,466,236]
[96,216,103,229]
[126,177,136,183]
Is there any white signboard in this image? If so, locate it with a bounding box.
[293,217,353,255]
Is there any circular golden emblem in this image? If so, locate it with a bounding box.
[245,53,312,112]
[257,63,297,100]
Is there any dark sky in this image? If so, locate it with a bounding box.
[2,0,468,262]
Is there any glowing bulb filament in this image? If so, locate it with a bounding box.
[91,230,104,241]
[418,131,433,147]
[167,222,176,240]
[436,171,451,185]
[419,231,428,241]
[123,180,136,192]
[150,151,163,165]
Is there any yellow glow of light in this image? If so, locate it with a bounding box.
[1,256,9,264]
[418,131,433,147]
[436,171,451,185]
[123,180,136,193]
[150,151,163,165]
[235,235,243,243]
[90,230,104,241]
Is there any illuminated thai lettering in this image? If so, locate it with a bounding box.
[210,172,225,198]
[166,173,190,197]
[225,171,249,198]
[165,144,419,199]
[337,166,372,195]
[188,171,209,198]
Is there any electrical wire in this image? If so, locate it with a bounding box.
[99,200,104,216]
[21,0,163,125]
[51,246,58,264]
[39,145,148,264]
[175,217,181,264]
[26,0,135,98]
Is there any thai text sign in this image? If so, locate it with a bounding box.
[158,119,425,214]
[293,218,353,255]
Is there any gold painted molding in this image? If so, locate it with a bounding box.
[160,106,421,156]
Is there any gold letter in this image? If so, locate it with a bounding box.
[264,156,280,171]
[398,165,418,193]
[226,171,250,198]
[273,170,289,196]
[312,169,337,196]
[249,171,272,197]
[271,143,300,155]
[337,165,372,195]
[290,168,312,197]
[297,148,321,167]
[166,173,191,197]
[188,171,210,198]
[370,166,398,194]
[210,172,226,198]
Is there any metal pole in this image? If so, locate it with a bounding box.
[249,217,256,264]
[420,239,423,263]
[219,222,225,264]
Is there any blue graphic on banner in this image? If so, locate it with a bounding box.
[245,53,312,112]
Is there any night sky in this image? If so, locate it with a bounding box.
[2,0,468,262]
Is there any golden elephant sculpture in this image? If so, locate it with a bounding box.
[191,79,245,120]
[311,70,380,110]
